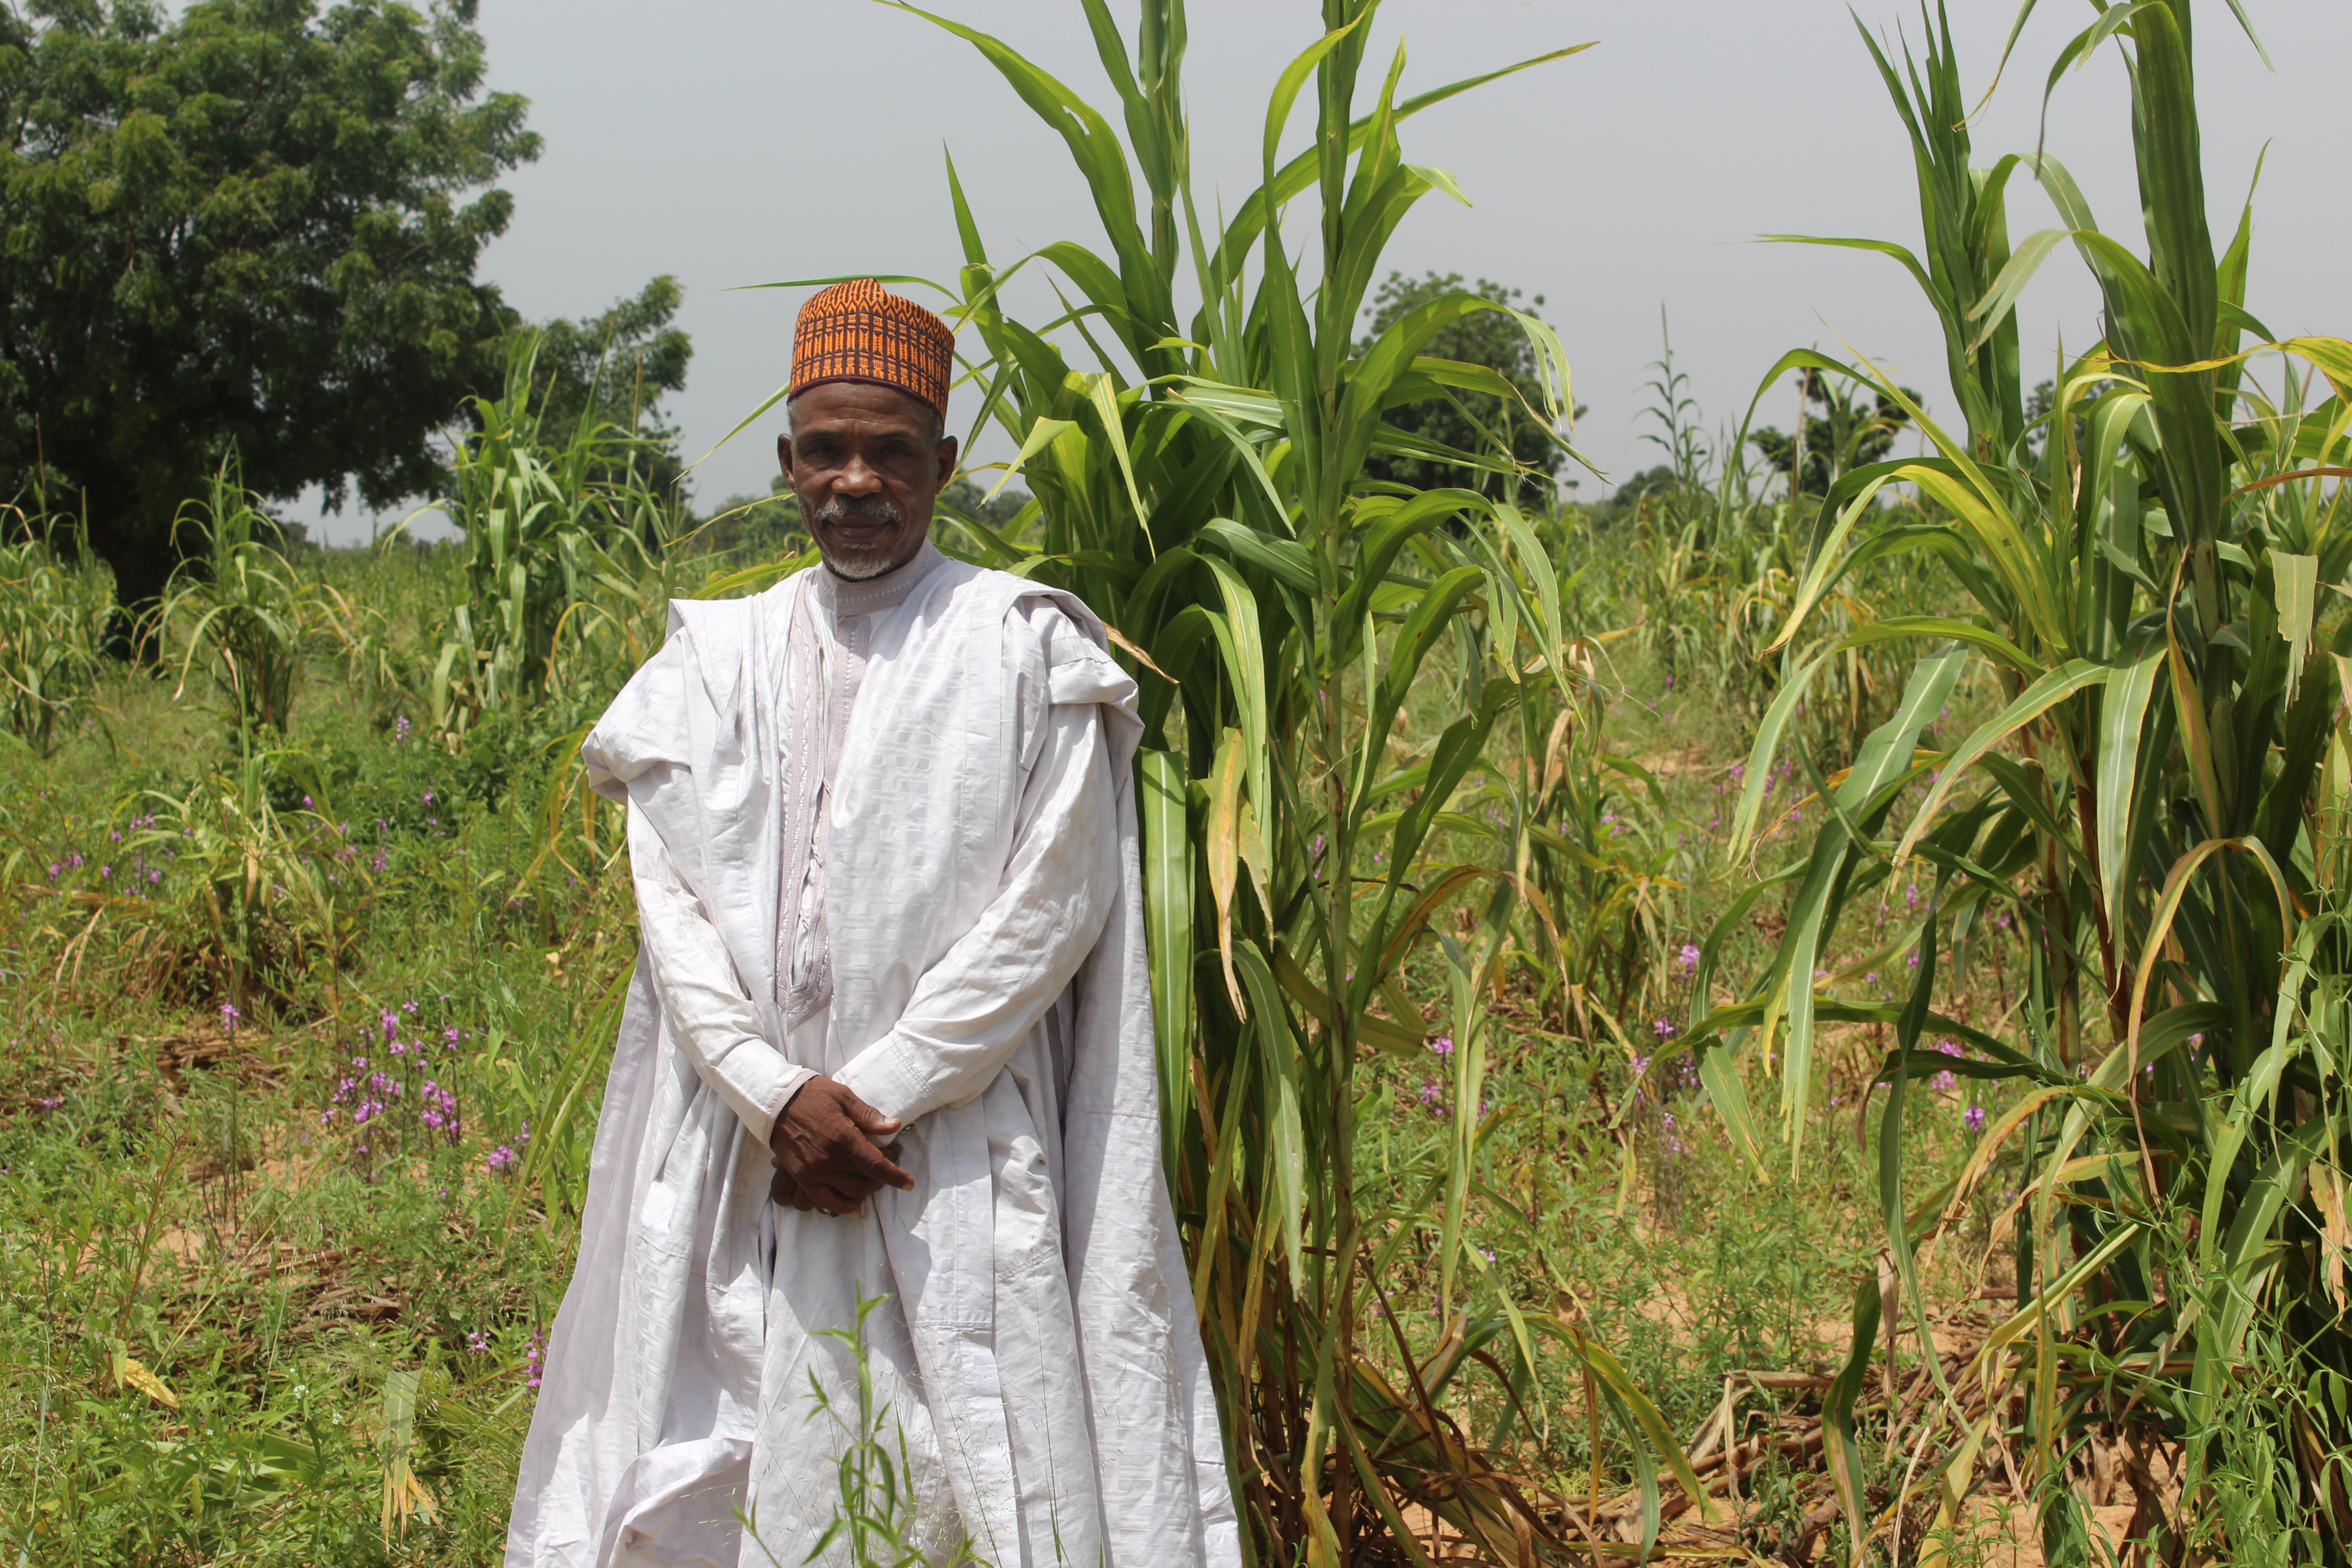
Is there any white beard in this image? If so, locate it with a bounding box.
[823,547,897,581]
[813,499,907,580]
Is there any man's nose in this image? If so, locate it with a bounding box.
[835,451,882,494]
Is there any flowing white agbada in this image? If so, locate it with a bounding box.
[505,545,1236,1568]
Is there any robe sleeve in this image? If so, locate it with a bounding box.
[833,603,1120,1125]
[627,791,815,1142]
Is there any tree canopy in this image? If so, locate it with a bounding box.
[0,0,539,602]
[1747,369,1919,498]
[1355,270,1573,503]
[523,274,692,500]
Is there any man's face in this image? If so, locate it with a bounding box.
[777,381,957,581]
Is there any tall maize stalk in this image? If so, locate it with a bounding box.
[414,334,685,740]
[752,2,1711,1559]
[1696,3,2352,1557]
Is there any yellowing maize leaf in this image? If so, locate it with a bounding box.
[2273,551,2317,703]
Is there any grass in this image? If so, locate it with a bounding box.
[0,543,2034,1563]
[0,586,620,1564]
[13,5,2339,1560]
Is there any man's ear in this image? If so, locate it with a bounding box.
[776,431,796,483]
[932,434,958,492]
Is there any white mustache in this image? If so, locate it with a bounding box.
[815,497,905,528]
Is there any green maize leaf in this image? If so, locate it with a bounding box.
[986,416,1079,507]
[2034,3,2166,128]
[1259,13,1363,209]
[1965,226,2070,354]
[1726,651,1832,865]
[1205,41,1592,287]
[2125,835,2297,1093]
[1197,516,1317,596]
[2126,4,2216,351]
[1883,882,1955,1405]
[1368,690,1516,994]
[1353,564,1483,817]
[1138,748,1196,1178]
[2209,1116,2329,1378]
[1828,614,2038,676]
[1363,417,1519,475]
[1970,754,2086,876]
[2093,627,2167,942]
[1341,294,1540,477]
[1269,945,1428,1058]
[1232,937,1303,1289]
[1696,1029,1769,1180]
[893,5,1168,343]
[1160,387,1293,527]
[1401,162,1468,209]
[1761,457,1910,653]
[1689,864,1806,1037]
[1823,1277,1882,1563]
[2201,1024,2301,1276]
[1542,1314,1710,1546]
[1759,234,1959,348]
[1777,647,1970,1166]
[1490,501,1567,686]
[1082,371,1154,551]
[2110,1000,2230,1087]
[1897,659,2113,863]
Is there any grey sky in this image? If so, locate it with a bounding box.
[307,0,2348,544]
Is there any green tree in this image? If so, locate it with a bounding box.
[697,476,802,560]
[934,474,1030,530]
[521,275,693,501]
[0,0,539,607]
[1592,462,1681,523]
[1356,270,1573,502]
[1747,368,1918,497]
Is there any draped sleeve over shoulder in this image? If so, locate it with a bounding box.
[580,597,809,1143]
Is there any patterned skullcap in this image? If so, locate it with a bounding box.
[789,279,955,418]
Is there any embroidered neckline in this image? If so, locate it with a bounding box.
[811,540,945,617]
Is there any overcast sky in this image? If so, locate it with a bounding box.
[304,0,2348,544]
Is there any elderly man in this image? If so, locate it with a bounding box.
[506,281,1234,1568]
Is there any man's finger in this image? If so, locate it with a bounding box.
[804,1175,867,1215]
[839,1134,914,1192]
[841,1091,903,1142]
[812,1165,897,1213]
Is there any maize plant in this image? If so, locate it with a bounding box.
[1689,3,2352,1558]
[764,1,1714,1559]
[418,335,682,738]
[0,507,111,754]
[157,457,319,736]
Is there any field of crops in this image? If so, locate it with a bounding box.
[5,1,2350,1565]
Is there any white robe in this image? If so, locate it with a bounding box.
[505,545,1236,1568]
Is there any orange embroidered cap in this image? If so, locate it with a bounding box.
[789,279,955,418]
